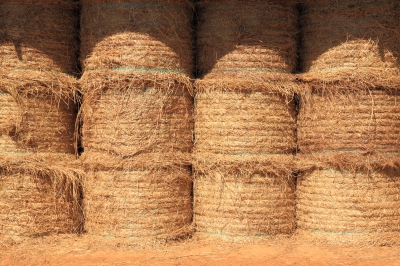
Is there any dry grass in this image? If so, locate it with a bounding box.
[0,153,84,240]
[83,166,193,240]
[297,166,400,246]
[80,0,194,76]
[196,0,298,78]
[299,0,400,88]
[193,154,296,241]
[194,78,296,155]
[0,71,78,154]
[0,0,79,74]
[80,70,193,158]
[297,88,400,154]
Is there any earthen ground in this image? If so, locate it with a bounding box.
[1,234,400,265]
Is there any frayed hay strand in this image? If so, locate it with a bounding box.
[296,152,400,173]
[80,151,192,171]
[0,71,78,154]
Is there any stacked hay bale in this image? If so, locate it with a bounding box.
[297,0,400,245]
[0,154,84,240]
[0,0,83,241]
[80,0,194,240]
[194,0,298,240]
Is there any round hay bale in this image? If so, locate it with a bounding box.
[0,154,84,239]
[300,0,400,85]
[196,0,298,78]
[80,0,194,76]
[84,165,192,239]
[298,88,400,154]
[0,0,78,74]
[194,155,296,241]
[0,87,77,154]
[81,71,193,157]
[194,79,296,155]
[0,71,78,154]
[297,167,400,246]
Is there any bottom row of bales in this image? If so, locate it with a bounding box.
[2,153,400,245]
[0,154,84,238]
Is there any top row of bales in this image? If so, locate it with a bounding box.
[0,0,398,81]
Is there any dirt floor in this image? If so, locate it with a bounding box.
[1,234,400,266]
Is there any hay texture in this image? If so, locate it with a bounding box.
[0,0,78,74]
[0,92,21,153]
[80,0,194,76]
[83,160,192,239]
[194,154,296,240]
[0,73,78,154]
[80,71,193,158]
[300,0,400,88]
[194,78,296,155]
[196,0,297,78]
[0,153,84,238]
[297,166,400,246]
[297,88,400,154]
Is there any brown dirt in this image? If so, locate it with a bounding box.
[1,235,400,265]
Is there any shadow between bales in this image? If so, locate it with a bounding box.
[0,2,80,75]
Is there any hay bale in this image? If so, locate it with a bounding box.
[194,154,296,240]
[0,0,78,74]
[196,0,298,78]
[80,0,194,76]
[298,88,400,154]
[80,71,193,157]
[0,91,21,153]
[300,0,400,87]
[83,161,192,239]
[0,153,84,238]
[0,76,77,154]
[194,78,296,155]
[297,167,400,246]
